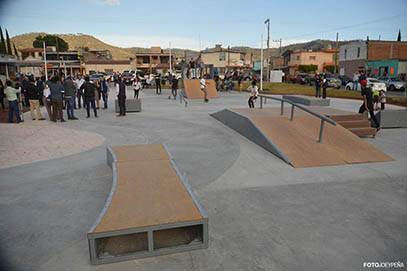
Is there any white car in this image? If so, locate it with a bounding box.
[345,78,387,92]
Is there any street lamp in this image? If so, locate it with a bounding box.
[264,19,270,81]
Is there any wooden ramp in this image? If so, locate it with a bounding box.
[212,108,394,168]
[183,79,219,99]
[88,144,208,265]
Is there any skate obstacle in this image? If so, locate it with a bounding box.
[374,109,407,128]
[212,97,393,168]
[282,95,330,106]
[115,99,141,113]
[87,144,208,265]
[183,79,219,99]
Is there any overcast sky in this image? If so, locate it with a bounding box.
[0,0,406,50]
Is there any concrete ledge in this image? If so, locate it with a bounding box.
[283,95,330,106]
[115,99,141,113]
[374,109,407,128]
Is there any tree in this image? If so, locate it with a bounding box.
[33,35,69,52]
[0,27,7,54]
[6,29,13,55]
[397,30,401,42]
[325,65,338,74]
[13,43,19,59]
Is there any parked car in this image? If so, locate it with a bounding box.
[291,73,310,84]
[345,78,387,92]
[338,75,352,86]
[377,76,407,91]
[121,72,134,85]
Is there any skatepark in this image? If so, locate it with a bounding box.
[0,87,406,270]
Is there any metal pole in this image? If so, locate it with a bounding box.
[260,35,263,91]
[43,41,48,81]
[260,96,263,109]
[169,41,172,73]
[5,64,9,79]
[334,32,338,75]
[280,100,284,115]
[318,119,325,143]
[265,19,270,82]
[290,104,295,121]
[279,39,282,70]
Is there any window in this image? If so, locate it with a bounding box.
[357,47,360,58]
[296,56,300,60]
[344,49,347,59]
[142,56,150,63]
[309,56,316,60]
[219,53,226,61]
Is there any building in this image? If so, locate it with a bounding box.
[200,45,251,76]
[339,40,407,78]
[133,47,176,74]
[287,49,338,76]
[84,60,132,75]
[338,41,366,78]
[271,56,284,70]
[0,54,17,82]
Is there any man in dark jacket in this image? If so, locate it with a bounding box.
[99,75,110,109]
[80,76,97,118]
[49,76,65,122]
[36,77,45,105]
[63,76,78,120]
[117,77,126,117]
[358,79,380,131]
[155,73,161,95]
[171,76,178,100]
[25,79,45,120]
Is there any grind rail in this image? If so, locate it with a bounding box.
[258,94,336,143]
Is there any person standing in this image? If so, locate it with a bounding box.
[200,76,208,103]
[63,76,78,120]
[0,80,5,111]
[117,77,126,117]
[25,78,45,120]
[315,74,322,98]
[133,77,141,99]
[4,80,22,123]
[379,90,386,110]
[99,75,110,109]
[113,72,118,87]
[93,79,101,109]
[214,73,220,92]
[238,74,243,92]
[322,74,328,99]
[190,58,195,79]
[43,83,53,120]
[80,76,98,118]
[21,75,30,107]
[247,80,259,108]
[36,77,45,105]
[155,73,162,94]
[171,76,178,100]
[49,76,65,122]
[352,72,359,91]
[74,74,85,109]
[358,80,380,131]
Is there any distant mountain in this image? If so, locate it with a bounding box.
[11,32,134,60]
[11,32,354,62]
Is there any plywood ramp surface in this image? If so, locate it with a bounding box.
[234,108,394,168]
[93,144,203,234]
[184,79,219,99]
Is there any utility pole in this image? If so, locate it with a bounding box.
[43,41,48,81]
[228,46,230,75]
[264,19,270,81]
[169,41,172,73]
[334,32,338,75]
[260,35,263,91]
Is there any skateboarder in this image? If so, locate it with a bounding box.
[358,80,380,131]
[155,73,162,95]
[171,76,178,100]
[247,80,259,108]
[200,77,208,103]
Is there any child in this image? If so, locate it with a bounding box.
[373,88,380,110]
[379,90,386,110]
[247,80,259,108]
[133,77,141,99]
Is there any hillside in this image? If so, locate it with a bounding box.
[11,32,134,60]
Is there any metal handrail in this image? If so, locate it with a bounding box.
[258,94,336,143]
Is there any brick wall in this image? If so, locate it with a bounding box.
[368,41,407,61]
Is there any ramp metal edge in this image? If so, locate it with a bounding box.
[211,109,292,166]
[87,145,208,265]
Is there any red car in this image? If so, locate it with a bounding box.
[291,73,310,84]
[121,72,134,85]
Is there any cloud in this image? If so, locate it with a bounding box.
[96,34,215,50]
[88,0,120,6]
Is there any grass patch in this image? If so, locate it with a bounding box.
[234,82,407,107]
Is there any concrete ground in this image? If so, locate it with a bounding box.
[0,87,406,271]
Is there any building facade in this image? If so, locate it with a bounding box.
[286,49,337,76]
[339,41,367,78]
[201,45,250,76]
